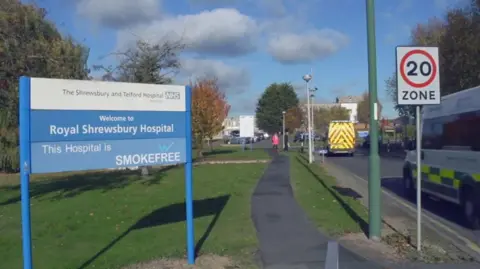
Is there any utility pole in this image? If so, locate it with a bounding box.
[366,0,381,240]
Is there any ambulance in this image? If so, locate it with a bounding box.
[403,85,480,229]
[326,120,356,156]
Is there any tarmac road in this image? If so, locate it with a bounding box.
[326,150,480,248]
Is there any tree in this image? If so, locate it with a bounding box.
[385,74,417,119]
[356,91,382,124]
[92,38,185,175]
[191,78,230,157]
[255,83,299,134]
[0,0,90,171]
[94,39,185,83]
[284,105,303,133]
[313,106,350,134]
[386,0,480,117]
[439,3,480,95]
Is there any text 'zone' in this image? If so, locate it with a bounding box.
[401,90,436,100]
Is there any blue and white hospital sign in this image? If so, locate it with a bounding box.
[22,77,191,174]
[19,77,196,268]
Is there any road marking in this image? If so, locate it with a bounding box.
[347,172,480,254]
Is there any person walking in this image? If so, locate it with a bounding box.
[272,132,279,150]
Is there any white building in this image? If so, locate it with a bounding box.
[302,95,362,123]
[222,115,259,135]
[336,95,362,123]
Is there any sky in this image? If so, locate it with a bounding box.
[28,0,466,118]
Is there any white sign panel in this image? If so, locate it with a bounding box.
[239,115,254,138]
[30,78,186,111]
[396,46,440,105]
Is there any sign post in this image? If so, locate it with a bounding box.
[396,46,441,252]
[19,77,195,268]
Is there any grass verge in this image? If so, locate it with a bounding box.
[289,152,368,236]
[0,163,266,269]
[196,147,270,161]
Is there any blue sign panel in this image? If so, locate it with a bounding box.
[19,77,196,268]
[24,78,190,172]
[30,138,187,173]
[30,110,186,142]
[357,131,369,138]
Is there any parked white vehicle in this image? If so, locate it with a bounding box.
[403,84,480,229]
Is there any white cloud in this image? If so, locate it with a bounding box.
[76,0,161,29]
[180,58,250,94]
[117,8,259,56]
[267,29,349,64]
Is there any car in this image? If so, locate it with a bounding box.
[294,132,304,142]
[255,132,265,141]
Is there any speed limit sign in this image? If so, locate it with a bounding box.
[396,46,440,105]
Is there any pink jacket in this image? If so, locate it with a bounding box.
[272,135,279,145]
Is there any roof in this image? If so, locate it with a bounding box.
[301,103,340,110]
[336,95,363,103]
[423,84,480,119]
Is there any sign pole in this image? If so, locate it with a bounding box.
[366,0,381,240]
[185,86,195,264]
[19,76,33,269]
[416,105,422,251]
[395,45,440,252]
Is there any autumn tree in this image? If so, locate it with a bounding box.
[386,0,480,118]
[256,83,299,134]
[357,91,382,124]
[313,106,350,134]
[0,0,89,171]
[191,78,230,157]
[284,105,303,133]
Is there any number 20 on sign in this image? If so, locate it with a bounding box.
[396,46,441,105]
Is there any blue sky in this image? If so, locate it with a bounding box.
[28,0,464,118]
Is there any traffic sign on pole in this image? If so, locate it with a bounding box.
[395,46,442,253]
[396,46,440,105]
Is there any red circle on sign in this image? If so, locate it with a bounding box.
[400,49,437,88]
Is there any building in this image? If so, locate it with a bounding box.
[223,116,240,132]
[301,95,362,123]
[335,95,362,123]
[222,115,259,135]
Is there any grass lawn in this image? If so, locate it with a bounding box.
[196,147,270,161]
[289,152,368,236]
[0,163,267,269]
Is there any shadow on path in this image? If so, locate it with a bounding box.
[297,154,369,236]
[77,195,230,269]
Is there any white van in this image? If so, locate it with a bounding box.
[403,85,480,229]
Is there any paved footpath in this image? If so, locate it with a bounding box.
[251,149,383,269]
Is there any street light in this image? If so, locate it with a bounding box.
[303,74,313,163]
[366,0,381,241]
[309,87,318,154]
[309,92,316,160]
[282,111,286,150]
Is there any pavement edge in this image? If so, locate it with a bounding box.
[323,160,480,263]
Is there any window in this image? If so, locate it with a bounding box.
[422,110,480,151]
